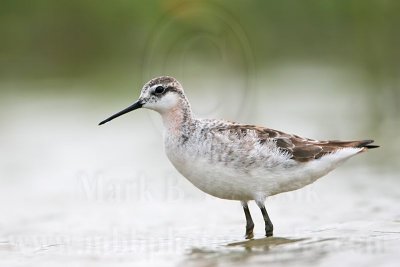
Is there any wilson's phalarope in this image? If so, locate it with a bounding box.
[99,76,378,239]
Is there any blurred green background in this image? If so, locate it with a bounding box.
[1,0,399,85]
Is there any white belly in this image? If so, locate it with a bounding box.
[165,139,361,201]
[163,126,363,201]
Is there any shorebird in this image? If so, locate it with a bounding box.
[99,76,378,239]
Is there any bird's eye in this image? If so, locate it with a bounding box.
[154,86,165,94]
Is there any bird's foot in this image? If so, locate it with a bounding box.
[265,231,273,237]
[265,223,274,237]
[245,222,254,239]
[245,231,254,239]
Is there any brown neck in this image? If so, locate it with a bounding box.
[161,97,193,134]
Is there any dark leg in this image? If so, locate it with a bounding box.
[241,201,254,239]
[256,200,274,237]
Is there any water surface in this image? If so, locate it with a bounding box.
[0,74,399,266]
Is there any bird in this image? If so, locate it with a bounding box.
[99,76,379,239]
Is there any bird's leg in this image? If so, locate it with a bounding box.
[241,201,254,239]
[256,200,274,237]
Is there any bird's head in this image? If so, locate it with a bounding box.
[99,76,186,125]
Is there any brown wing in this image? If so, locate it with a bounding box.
[263,130,377,162]
[214,123,378,162]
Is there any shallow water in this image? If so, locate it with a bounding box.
[0,73,399,266]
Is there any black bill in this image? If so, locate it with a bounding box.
[99,100,143,125]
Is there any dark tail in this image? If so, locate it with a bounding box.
[355,140,380,149]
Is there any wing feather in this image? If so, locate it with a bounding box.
[210,123,378,162]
